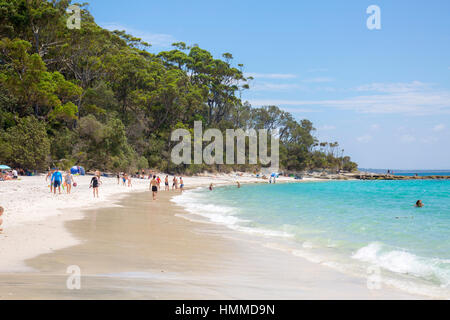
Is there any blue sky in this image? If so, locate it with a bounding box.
[88,0,450,169]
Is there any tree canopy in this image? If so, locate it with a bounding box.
[0,0,357,173]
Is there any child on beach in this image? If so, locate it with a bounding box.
[46,169,54,193]
[0,206,3,233]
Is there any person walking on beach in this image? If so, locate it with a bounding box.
[122,173,127,186]
[172,176,178,190]
[117,173,120,185]
[179,177,184,193]
[90,172,101,198]
[46,169,54,193]
[157,176,161,190]
[0,206,4,233]
[165,175,169,191]
[51,168,63,195]
[128,175,132,188]
[64,172,75,194]
[150,176,158,200]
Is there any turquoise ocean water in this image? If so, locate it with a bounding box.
[173,180,450,298]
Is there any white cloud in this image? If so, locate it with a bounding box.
[276,107,321,113]
[245,73,297,79]
[355,81,430,93]
[357,135,372,143]
[433,124,446,132]
[302,77,334,83]
[101,23,176,47]
[370,124,380,130]
[319,125,336,131]
[250,82,305,91]
[248,81,450,115]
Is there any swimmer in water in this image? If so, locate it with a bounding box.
[415,200,424,208]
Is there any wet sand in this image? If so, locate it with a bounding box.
[0,190,421,299]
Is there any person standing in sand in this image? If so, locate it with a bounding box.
[165,175,169,191]
[46,169,54,193]
[128,175,132,188]
[179,177,184,193]
[90,171,101,198]
[150,176,158,200]
[172,176,178,190]
[64,172,75,194]
[51,168,63,194]
[0,206,4,233]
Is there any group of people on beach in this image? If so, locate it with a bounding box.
[0,168,19,181]
[149,175,184,200]
[45,168,102,198]
[45,168,77,195]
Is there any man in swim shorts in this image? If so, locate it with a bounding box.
[51,168,63,194]
[179,177,184,193]
[165,175,169,191]
[150,176,158,200]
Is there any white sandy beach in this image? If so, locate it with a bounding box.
[0,173,299,272]
[0,173,424,299]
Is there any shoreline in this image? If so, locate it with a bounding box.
[0,188,421,299]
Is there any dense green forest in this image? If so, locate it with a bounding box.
[0,0,358,174]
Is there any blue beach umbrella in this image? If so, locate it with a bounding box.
[0,165,11,170]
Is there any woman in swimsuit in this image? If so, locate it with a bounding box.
[90,172,101,198]
[64,172,75,194]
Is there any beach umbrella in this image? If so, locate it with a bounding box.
[0,165,11,170]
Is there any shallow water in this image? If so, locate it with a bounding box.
[173,180,450,298]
